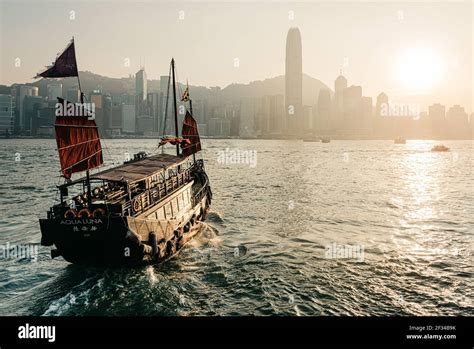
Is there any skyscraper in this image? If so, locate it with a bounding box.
[316,89,331,133]
[375,92,389,117]
[147,92,161,132]
[90,90,104,132]
[110,98,123,134]
[66,87,80,103]
[122,104,136,133]
[470,113,474,139]
[102,94,113,130]
[240,97,257,138]
[334,75,347,132]
[47,83,63,103]
[23,95,45,135]
[160,75,170,95]
[447,105,468,123]
[12,85,38,133]
[135,68,147,102]
[285,27,302,135]
[135,68,148,121]
[361,96,373,136]
[0,94,14,134]
[375,92,390,138]
[428,103,446,138]
[446,105,469,138]
[259,95,285,135]
[343,85,362,133]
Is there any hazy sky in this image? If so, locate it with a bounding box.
[0,0,472,112]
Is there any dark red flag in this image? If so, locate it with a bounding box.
[35,39,79,79]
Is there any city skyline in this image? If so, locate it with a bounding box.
[1,63,472,140]
[0,1,472,113]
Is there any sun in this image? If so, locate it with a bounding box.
[397,49,443,91]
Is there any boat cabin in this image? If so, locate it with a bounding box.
[49,153,203,221]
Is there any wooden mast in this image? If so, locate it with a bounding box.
[187,83,196,163]
[189,99,196,163]
[74,37,92,206]
[171,58,179,157]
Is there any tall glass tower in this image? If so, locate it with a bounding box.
[285,27,302,135]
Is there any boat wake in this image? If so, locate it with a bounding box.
[41,276,103,316]
[200,221,220,237]
[207,211,225,224]
[145,265,159,285]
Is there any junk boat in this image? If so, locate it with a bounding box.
[303,136,320,142]
[37,38,212,265]
[431,144,450,152]
[394,137,406,144]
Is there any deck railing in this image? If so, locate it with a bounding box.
[124,168,192,216]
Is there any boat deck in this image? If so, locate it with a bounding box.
[90,153,188,183]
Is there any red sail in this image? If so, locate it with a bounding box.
[181,111,201,157]
[54,98,103,179]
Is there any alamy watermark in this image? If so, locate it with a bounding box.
[325,242,365,262]
[217,148,257,168]
[380,102,420,119]
[0,242,39,262]
[55,100,95,120]
[18,323,55,342]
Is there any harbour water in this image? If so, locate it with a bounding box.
[0,139,472,316]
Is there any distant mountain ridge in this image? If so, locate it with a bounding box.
[2,72,332,105]
[221,74,333,105]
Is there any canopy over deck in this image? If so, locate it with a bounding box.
[88,153,188,183]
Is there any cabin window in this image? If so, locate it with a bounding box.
[137,180,146,191]
[165,203,172,218]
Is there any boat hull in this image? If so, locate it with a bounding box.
[39,194,210,266]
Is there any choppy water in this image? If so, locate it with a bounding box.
[0,139,472,316]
